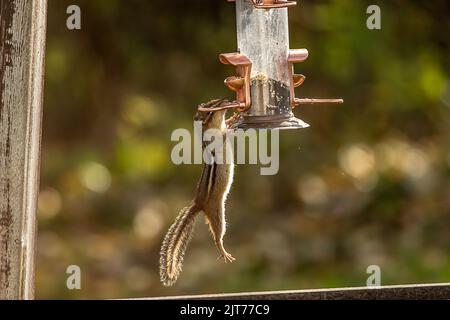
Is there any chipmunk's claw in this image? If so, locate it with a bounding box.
[218,250,235,263]
[223,252,236,263]
[215,243,236,263]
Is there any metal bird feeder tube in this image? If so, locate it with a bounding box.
[217,0,343,130]
[233,0,306,129]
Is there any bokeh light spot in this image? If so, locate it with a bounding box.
[339,144,378,191]
[133,204,164,241]
[298,175,328,206]
[79,162,112,193]
[38,188,63,220]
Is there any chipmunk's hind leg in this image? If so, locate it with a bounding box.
[204,206,235,263]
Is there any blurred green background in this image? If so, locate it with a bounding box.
[38,0,450,299]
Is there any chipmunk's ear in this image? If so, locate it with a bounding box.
[195,99,226,123]
[198,99,228,112]
[193,111,202,122]
[194,109,210,122]
[207,99,225,108]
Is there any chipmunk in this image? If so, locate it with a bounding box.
[159,99,235,287]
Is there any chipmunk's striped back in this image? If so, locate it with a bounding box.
[159,99,235,286]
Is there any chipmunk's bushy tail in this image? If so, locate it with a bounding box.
[159,202,200,286]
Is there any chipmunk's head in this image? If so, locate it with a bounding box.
[194,99,228,130]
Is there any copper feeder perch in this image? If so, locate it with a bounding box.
[211,0,343,130]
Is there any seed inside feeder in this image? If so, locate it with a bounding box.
[250,73,291,116]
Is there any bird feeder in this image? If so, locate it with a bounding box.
[207,0,343,129]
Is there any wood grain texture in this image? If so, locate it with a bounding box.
[0,0,47,300]
[147,283,450,300]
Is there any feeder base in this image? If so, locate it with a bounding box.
[230,113,309,130]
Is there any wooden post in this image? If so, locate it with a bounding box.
[0,0,47,300]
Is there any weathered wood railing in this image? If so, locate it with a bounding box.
[148,283,450,300]
[0,0,47,300]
